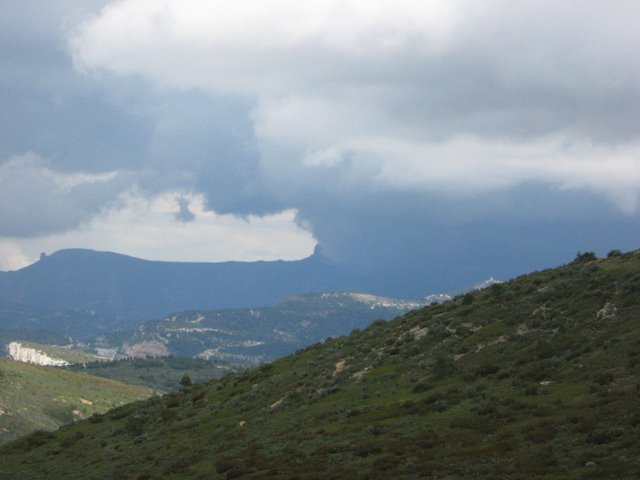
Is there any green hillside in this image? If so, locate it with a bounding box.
[1,250,639,479]
[0,358,153,445]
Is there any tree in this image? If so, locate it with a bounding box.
[573,251,597,263]
[432,354,456,380]
[179,374,192,388]
[462,293,474,305]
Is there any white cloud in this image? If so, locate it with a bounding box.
[71,0,461,94]
[0,190,316,270]
[353,135,640,209]
[0,240,31,271]
[71,0,640,214]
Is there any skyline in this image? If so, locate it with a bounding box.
[1,1,638,287]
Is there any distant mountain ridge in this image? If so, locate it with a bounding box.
[0,249,337,323]
[0,249,320,318]
[0,248,447,325]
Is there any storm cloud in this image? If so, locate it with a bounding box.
[69,1,640,203]
[1,0,639,287]
[0,153,128,236]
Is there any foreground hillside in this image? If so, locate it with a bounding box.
[0,358,153,445]
[1,250,639,479]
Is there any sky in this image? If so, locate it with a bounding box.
[1,1,639,289]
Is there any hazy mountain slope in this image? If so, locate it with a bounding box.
[1,250,639,479]
[0,328,71,355]
[0,249,447,324]
[0,358,153,445]
[0,249,332,322]
[109,292,425,364]
[0,298,136,342]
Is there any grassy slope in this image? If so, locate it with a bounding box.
[0,358,153,445]
[1,251,639,479]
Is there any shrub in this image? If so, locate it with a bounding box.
[60,431,85,448]
[432,354,457,380]
[412,383,432,393]
[162,457,192,474]
[594,371,614,385]
[574,251,597,263]
[353,441,383,458]
[226,469,247,479]
[23,430,56,449]
[587,429,612,445]
[161,408,178,422]
[89,414,104,424]
[42,404,75,424]
[464,385,480,399]
[125,415,147,437]
[433,400,448,412]
[216,459,236,474]
[490,283,506,299]
[475,363,500,377]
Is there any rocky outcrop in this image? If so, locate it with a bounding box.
[122,340,170,358]
[7,342,70,367]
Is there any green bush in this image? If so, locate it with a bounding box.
[574,251,597,263]
[432,354,456,380]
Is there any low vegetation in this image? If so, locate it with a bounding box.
[1,249,639,479]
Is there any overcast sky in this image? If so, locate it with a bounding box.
[1,1,639,288]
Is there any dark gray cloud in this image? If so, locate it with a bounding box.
[174,197,195,222]
[134,88,280,216]
[0,0,149,173]
[0,0,279,238]
[0,81,152,172]
[295,184,640,294]
[0,154,132,237]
